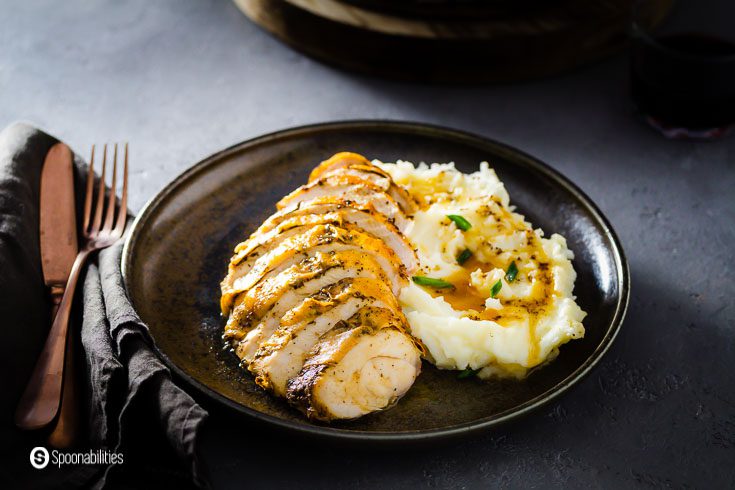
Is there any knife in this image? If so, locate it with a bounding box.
[39,143,78,305]
[15,143,78,431]
[43,144,81,447]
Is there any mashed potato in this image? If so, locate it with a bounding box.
[375,160,586,379]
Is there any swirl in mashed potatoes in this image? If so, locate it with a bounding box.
[375,160,586,379]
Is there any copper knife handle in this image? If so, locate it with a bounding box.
[47,289,79,448]
[47,332,78,448]
[15,249,90,430]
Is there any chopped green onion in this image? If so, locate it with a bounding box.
[447,214,472,231]
[412,276,455,289]
[457,367,481,379]
[456,248,473,265]
[490,279,502,298]
[505,261,518,282]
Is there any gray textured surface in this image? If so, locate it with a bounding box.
[2,0,734,488]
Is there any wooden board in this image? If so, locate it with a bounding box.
[233,0,672,83]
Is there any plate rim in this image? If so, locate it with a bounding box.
[121,119,630,442]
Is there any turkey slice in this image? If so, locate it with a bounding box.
[286,306,421,421]
[220,224,406,314]
[276,175,408,220]
[249,277,400,397]
[229,208,417,281]
[226,251,388,360]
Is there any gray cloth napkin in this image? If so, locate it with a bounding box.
[0,123,209,489]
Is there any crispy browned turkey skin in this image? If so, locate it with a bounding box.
[220,152,422,422]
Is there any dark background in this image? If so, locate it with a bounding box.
[2,0,734,488]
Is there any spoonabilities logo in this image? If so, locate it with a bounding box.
[30,447,49,469]
[29,447,124,469]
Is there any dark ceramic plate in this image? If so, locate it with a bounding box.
[122,121,629,442]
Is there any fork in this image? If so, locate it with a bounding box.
[15,143,129,430]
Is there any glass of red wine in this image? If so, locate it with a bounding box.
[630,0,735,139]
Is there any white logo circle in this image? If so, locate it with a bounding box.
[30,446,49,469]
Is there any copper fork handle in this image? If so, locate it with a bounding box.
[15,249,91,430]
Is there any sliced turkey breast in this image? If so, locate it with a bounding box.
[320,165,393,189]
[253,195,409,237]
[307,152,373,182]
[228,207,418,281]
[220,151,427,422]
[318,167,417,216]
[251,196,401,233]
[223,251,363,342]
[276,174,409,221]
[286,306,421,421]
[227,216,343,284]
[249,277,400,396]
[220,224,406,314]
[307,152,417,214]
[227,251,389,361]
